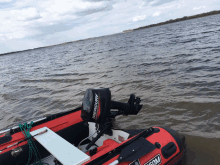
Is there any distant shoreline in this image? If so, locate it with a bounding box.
[123,10,220,32]
[0,41,76,56]
[1,10,220,56]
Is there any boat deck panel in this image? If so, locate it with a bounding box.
[30,127,90,165]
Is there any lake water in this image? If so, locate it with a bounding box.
[0,14,220,165]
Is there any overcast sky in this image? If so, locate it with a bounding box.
[0,0,219,54]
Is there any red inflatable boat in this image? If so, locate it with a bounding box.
[0,88,185,165]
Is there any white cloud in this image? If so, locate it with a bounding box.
[149,0,160,6]
[0,0,220,54]
[0,8,42,41]
[193,6,206,10]
[10,8,41,21]
[153,11,161,17]
[157,3,177,10]
[133,15,146,22]
[0,0,13,2]
[39,0,109,16]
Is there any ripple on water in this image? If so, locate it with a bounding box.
[0,15,220,138]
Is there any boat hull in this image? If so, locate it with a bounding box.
[0,108,185,165]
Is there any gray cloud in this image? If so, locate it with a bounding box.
[142,0,175,7]
[24,15,42,21]
[84,0,112,2]
[0,0,15,9]
[75,4,113,16]
[151,0,176,6]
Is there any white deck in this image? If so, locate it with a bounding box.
[88,122,130,146]
[30,127,90,165]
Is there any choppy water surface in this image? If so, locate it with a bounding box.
[0,14,220,164]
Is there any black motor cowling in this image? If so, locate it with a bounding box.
[81,88,143,125]
[81,88,111,124]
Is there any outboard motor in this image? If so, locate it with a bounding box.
[81,88,143,125]
[81,88,143,150]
